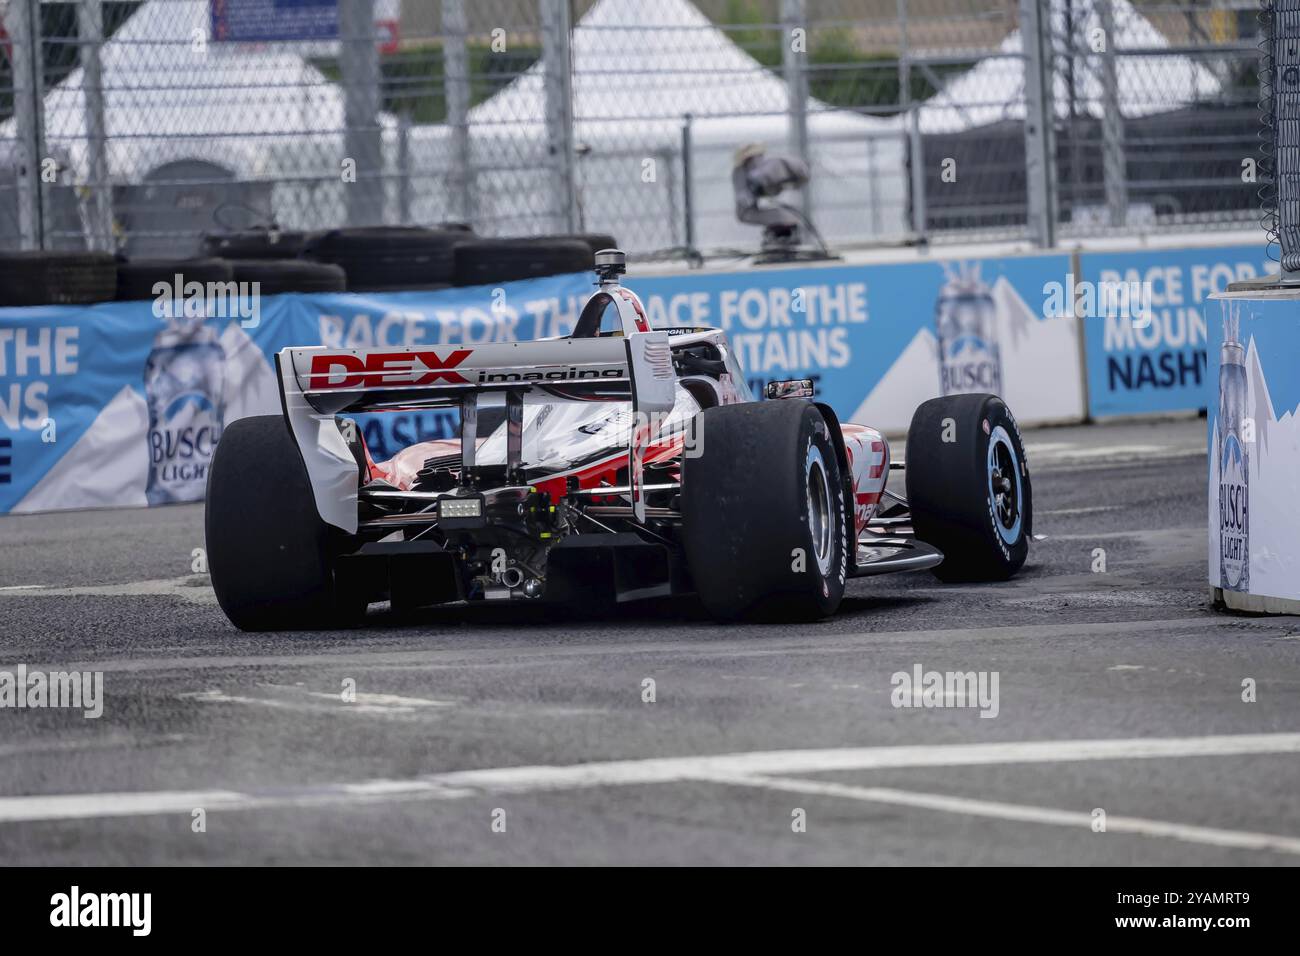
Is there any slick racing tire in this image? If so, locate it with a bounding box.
[905,393,1031,583]
[206,415,364,631]
[682,401,848,621]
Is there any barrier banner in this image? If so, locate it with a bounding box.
[632,252,1083,434]
[1208,291,1300,604]
[0,273,593,515]
[0,251,1084,515]
[1078,244,1274,418]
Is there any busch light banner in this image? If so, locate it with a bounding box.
[2,251,1083,515]
[1207,291,1300,606]
[628,251,1083,434]
[1079,244,1276,418]
[0,273,593,514]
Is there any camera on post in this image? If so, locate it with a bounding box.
[594,248,626,282]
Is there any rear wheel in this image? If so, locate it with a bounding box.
[681,401,848,621]
[206,415,364,631]
[905,393,1031,582]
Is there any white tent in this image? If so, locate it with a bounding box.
[918,0,1222,134]
[407,0,908,253]
[2,0,395,228]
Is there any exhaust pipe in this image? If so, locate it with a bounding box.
[500,567,524,589]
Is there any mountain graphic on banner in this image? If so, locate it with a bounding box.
[14,385,150,513]
[14,322,279,514]
[849,275,1082,433]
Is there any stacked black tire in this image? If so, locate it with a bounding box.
[198,229,348,295]
[450,233,615,286]
[0,252,118,306]
[300,226,460,291]
[0,228,617,306]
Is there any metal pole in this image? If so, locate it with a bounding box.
[442,0,473,225]
[781,0,811,220]
[681,113,695,257]
[908,109,927,241]
[661,147,678,248]
[78,0,113,251]
[898,0,926,240]
[10,0,46,250]
[1269,0,1300,278]
[867,134,880,235]
[397,111,411,225]
[341,0,383,227]
[1098,0,1127,228]
[540,0,578,233]
[1020,0,1058,247]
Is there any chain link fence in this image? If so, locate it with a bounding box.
[0,0,1267,260]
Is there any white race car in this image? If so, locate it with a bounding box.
[206,250,1031,629]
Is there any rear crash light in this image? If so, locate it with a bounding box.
[439,497,483,519]
[438,495,485,530]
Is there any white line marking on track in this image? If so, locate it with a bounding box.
[0,732,1297,825]
[0,577,216,603]
[26,615,1268,677]
[703,774,1300,856]
[181,686,457,715]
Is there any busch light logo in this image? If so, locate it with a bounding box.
[936,262,1002,396]
[144,316,225,505]
[1217,308,1249,591]
[1219,434,1248,589]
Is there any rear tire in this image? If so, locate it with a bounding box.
[682,401,848,621]
[905,393,1031,582]
[206,415,364,631]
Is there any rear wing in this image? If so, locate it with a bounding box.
[275,333,676,532]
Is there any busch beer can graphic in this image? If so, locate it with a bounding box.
[935,262,1003,396]
[144,315,226,505]
[1217,311,1249,592]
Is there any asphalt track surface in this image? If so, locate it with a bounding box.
[1,417,1297,866]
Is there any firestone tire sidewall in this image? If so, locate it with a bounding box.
[682,401,847,621]
[905,393,1030,582]
[205,415,360,631]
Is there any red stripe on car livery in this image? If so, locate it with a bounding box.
[869,440,886,478]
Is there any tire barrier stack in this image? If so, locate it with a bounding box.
[0,252,118,306]
[0,228,618,307]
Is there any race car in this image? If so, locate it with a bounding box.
[206,249,1031,630]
